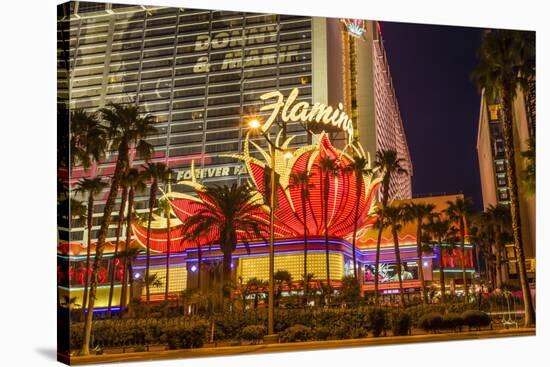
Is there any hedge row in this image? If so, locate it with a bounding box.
[70,304,485,351]
[419,310,491,333]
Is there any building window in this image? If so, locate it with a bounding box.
[488,104,500,121]
[495,160,506,173]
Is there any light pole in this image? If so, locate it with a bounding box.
[248,117,292,336]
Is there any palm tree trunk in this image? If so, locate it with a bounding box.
[416,223,427,304]
[145,180,158,305]
[351,173,361,281]
[120,187,135,311]
[301,186,308,304]
[222,250,232,299]
[393,228,405,305]
[374,179,390,305]
[164,210,171,300]
[127,261,135,316]
[81,144,127,356]
[374,226,383,305]
[107,184,128,316]
[197,241,202,291]
[495,244,503,288]
[439,242,446,303]
[80,194,94,322]
[460,219,468,302]
[501,87,535,326]
[322,172,331,303]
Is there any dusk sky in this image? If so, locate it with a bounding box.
[380,22,484,210]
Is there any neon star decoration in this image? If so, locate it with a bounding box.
[341,19,368,39]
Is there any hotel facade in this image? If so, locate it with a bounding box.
[476,84,536,281]
[58,2,438,309]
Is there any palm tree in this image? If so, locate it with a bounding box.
[74,177,108,321]
[316,156,339,300]
[142,162,173,304]
[289,170,314,301]
[274,270,293,306]
[373,150,408,304]
[445,197,473,302]
[343,156,372,280]
[180,184,266,299]
[70,109,107,170]
[486,204,512,288]
[470,213,497,289]
[403,202,435,304]
[375,205,406,305]
[81,103,156,356]
[117,247,141,314]
[118,168,146,311]
[425,215,458,304]
[473,29,535,326]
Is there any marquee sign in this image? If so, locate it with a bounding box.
[259,87,355,143]
[192,25,300,73]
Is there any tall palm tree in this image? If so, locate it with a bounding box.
[106,173,130,317]
[142,162,173,304]
[473,29,536,326]
[316,156,339,299]
[403,202,435,304]
[180,184,266,299]
[74,177,108,321]
[373,150,408,304]
[445,197,473,302]
[81,103,156,355]
[375,205,406,305]
[119,168,146,311]
[289,170,314,301]
[343,156,372,280]
[158,197,173,300]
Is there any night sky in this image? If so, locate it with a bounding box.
[380,22,484,210]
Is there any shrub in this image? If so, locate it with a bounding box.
[392,312,412,336]
[419,313,444,333]
[368,308,387,337]
[461,310,491,330]
[241,325,267,344]
[442,313,463,332]
[314,327,332,341]
[279,324,312,343]
[163,322,209,350]
[332,324,352,340]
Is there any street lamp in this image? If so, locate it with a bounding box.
[247,117,292,337]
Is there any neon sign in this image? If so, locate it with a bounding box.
[259,88,354,143]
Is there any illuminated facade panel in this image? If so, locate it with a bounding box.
[238,252,344,283]
[138,265,188,295]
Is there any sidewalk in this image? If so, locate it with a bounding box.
[70,327,535,365]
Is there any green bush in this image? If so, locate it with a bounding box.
[392,312,412,336]
[368,308,387,337]
[163,322,209,350]
[461,310,491,330]
[442,313,463,332]
[240,325,267,344]
[314,327,332,341]
[279,324,312,343]
[419,313,444,333]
